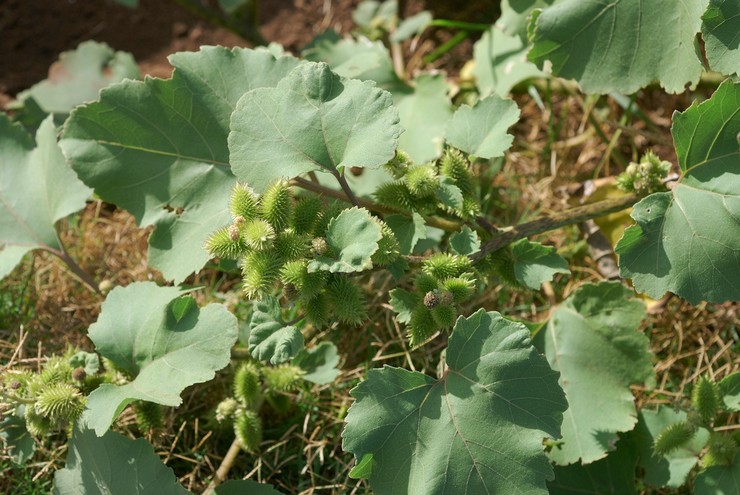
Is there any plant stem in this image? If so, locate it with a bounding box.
[471,193,638,261]
[46,248,101,294]
[204,438,242,494]
[291,177,461,232]
[333,171,361,207]
[429,19,490,31]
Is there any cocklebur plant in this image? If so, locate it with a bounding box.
[214,360,305,453]
[652,374,738,468]
[616,150,672,196]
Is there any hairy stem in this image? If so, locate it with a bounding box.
[291,176,462,232]
[204,438,242,494]
[471,193,638,262]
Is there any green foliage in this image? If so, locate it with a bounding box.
[528,0,705,94]
[83,282,238,435]
[343,310,567,494]
[248,296,304,364]
[616,80,740,304]
[308,208,382,273]
[535,282,652,465]
[0,115,91,280]
[445,95,520,159]
[474,25,543,96]
[229,62,401,191]
[702,0,740,77]
[694,454,740,495]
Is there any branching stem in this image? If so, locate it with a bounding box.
[332,171,361,207]
[471,193,638,261]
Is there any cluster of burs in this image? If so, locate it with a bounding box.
[206,148,512,348]
[0,351,162,437]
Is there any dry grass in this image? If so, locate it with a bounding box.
[1,83,737,495]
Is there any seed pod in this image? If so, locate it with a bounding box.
[431,304,457,329]
[408,306,438,349]
[233,362,261,406]
[304,293,330,327]
[25,407,52,437]
[205,225,248,260]
[234,409,262,453]
[34,383,86,421]
[405,164,439,198]
[292,196,324,235]
[275,229,309,261]
[372,221,401,266]
[653,421,696,455]
[242,219,276,251]
[71,367,87,382]
[215,398,239,422]
[423,291,440,309]
[230,183,260,220]
[260,180,293,232]
[241,251,282,299]
[440,148,476,197]
[280,260,327,300]
[327,277,367,325]
[263,365,304,392]
[415,273,439,293]
[228,224,240,242]
[703,433,738,467]
[422,253,471,280]
[441,276,475,303]
[134,401,163,432]
[692,375,720,424]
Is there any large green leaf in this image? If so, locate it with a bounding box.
[229,62,401,191]
[548,433,639,495]
[473,25,544,96]
[308,207,382,273]
[385,212,426,255]
[0,115,91,279]
[395,74,453,163]
[535,282,652,465]
[497,0,555,39]
[718,372,740,411]
[635,407,709,488]
[445,95,520,159]
[60,46,300,283]
[343,310,567,495]
[54,425,187,495]
[702,0,740,77]
[249,296,304,365]
[528,0,706,94]
[694,454,740,495]
[511,239,570,289]
[83,282,238,435]
[616,80,740,304]
[13,41,139,122]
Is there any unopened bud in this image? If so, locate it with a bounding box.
[72,367,87,382]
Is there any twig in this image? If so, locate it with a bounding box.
[332,170,361,207]
[471,194,638,262]
[44,247,101,294]
[204,438,242,494]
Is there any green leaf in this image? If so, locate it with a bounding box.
[473,25,544,96]
[12,41,139,126]
[435,176,464,210]
[213,480,283,495]
[308,207,382,273]
[170,295,197,323]
[60,46,300,283]
[694,454,740,495]
[83,282,238,435]
[385,212,426,255]
[535,282,652,465]
[343,310,567,494]
[616,80,740,304]
[718,372,740,411]
[635,407,709,488]
[449,226,481,255]
[249,296,304,365]
[348,453,376,479]
[391,11,433,42]
[528,0,705,94]
[497,0,555,39]
[396,74,453,163]
[702,0,740,77]
[229,62,401,191]
[445,95,520,159]
[548,433,640,495]
[511,239,570,289]
[0,115,91,279]
[68,351,100,376]
[389,288,419,324]
[0,406,35,465]
[292,341,340,385]
[54,425,188,495]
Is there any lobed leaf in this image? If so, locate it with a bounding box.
[0,115,91,279]
[249,296,304,365]
[308,207,382,273]
[445,95,520,159]
[528,0,705,94]
[511,239,570,289]
[292,341,341,385]
[474,25,544,96]
[702,0,740,77]
[694,454,740,495]
[60,46,300,283]
[83,282,238,435]
[229,61,401,191]
[535,282,652,465]
[616,80,740,304]
[343,309,567,495]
